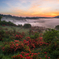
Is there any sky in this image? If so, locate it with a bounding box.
[0,0,59,17]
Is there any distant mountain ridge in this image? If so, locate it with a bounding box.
[0,14,52,20]
[54,16,59,18]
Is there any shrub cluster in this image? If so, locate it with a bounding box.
[0,27,59,59]
[23,24,31,28]
[43,29,58,43]
[55,25,59,30]
[0,21,16,26]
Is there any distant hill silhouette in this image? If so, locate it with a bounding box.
[0,14,51,20]
[54,16,59,18]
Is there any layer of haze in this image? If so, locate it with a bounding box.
[0,0,59,17]
[1,17,59,28]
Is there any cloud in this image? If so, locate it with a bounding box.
[0,0,59,17]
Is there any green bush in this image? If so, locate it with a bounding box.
[0,54,3,59]
[17,24,22,27]
[43,38,59,59]
[0,30,5,41]
[43,29,58,43]
[0,20,16,26]
[44,37,59,52]
[30,32,39,39]
[0,30,5,37]
[50,50,59,59]
[55,25,59,30]
[0,16,2,21]
[23,24,31,28]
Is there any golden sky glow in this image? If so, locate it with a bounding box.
[0,0,59,17]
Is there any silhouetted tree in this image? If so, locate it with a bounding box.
[0,16,2,21]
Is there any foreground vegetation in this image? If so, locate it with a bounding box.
[0,25,59,59]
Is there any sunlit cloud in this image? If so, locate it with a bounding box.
[0,0,59,17]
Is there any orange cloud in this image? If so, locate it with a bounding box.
[2,0,59,17]
[9,7,59,17]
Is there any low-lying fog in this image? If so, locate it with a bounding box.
[1,17,59,28]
